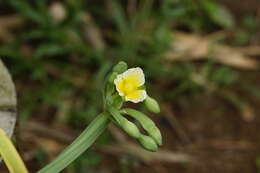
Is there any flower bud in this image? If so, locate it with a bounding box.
[144,96,160,114]
[112,61,128,73]
[121,108,162,146]
[148,126,162,146]
[108,107,140,139]
[105,83,115,96]
[122,120,140,139]
[108,72,118,83]
[138,135,158,152]
[111,94,123,109]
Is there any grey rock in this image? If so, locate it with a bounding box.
[0,59,17,163]
[0,59,16,137]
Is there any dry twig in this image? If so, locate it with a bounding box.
[165,32,259,70]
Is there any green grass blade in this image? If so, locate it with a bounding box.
[37,112,110,173]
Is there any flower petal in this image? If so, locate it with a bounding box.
[122,67,145,87]
[114,74,125,96]
[125,90,147,103]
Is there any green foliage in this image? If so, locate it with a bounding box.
[256,157,260,173]
[201,0,234,29]
[209,67,238,86]
[161,0,234,30]
[69,149,101,173]
[234,15,260,45]
[1,0,257,172]
[38,112,110,173]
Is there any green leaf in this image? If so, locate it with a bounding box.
[202,0,234,28]
[8,0,48,25]
[37,112,110,173]
[35,43,69,57]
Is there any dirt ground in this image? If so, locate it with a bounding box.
[130,89,260,173]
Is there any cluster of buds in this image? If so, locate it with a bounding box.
[104,61,162,151]
[0,61,162,173]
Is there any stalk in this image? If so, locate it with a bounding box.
[37,112,110,173]
[0,128,29,173]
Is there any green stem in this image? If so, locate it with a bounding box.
[37,112,110,173]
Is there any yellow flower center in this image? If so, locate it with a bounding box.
[118,75,139,97]
[124,81,135,92]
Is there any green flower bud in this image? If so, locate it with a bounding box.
[105,83,115,96]
[138,135,158,152]
[108,107,140,139]
[121,108,162,146]
[144,96,160,114]
[148,126,162,146]
[122,120,140,139]
[112,61,128,73]
[108,72,118,83]
[111,94,123,109]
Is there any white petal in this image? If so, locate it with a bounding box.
[122,67,145,86]
[125,90,147,103]
[114,74,124,96]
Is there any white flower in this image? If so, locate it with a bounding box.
[114,67,147,103]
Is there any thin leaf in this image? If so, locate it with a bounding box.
[37,112,110,173]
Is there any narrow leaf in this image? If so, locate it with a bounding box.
[37,112,110,173]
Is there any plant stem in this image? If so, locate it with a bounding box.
[37,112,110,173]
[0,128,29,173]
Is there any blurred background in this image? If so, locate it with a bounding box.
[1,0,260,172]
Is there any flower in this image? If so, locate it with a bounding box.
[114,67,147,103]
